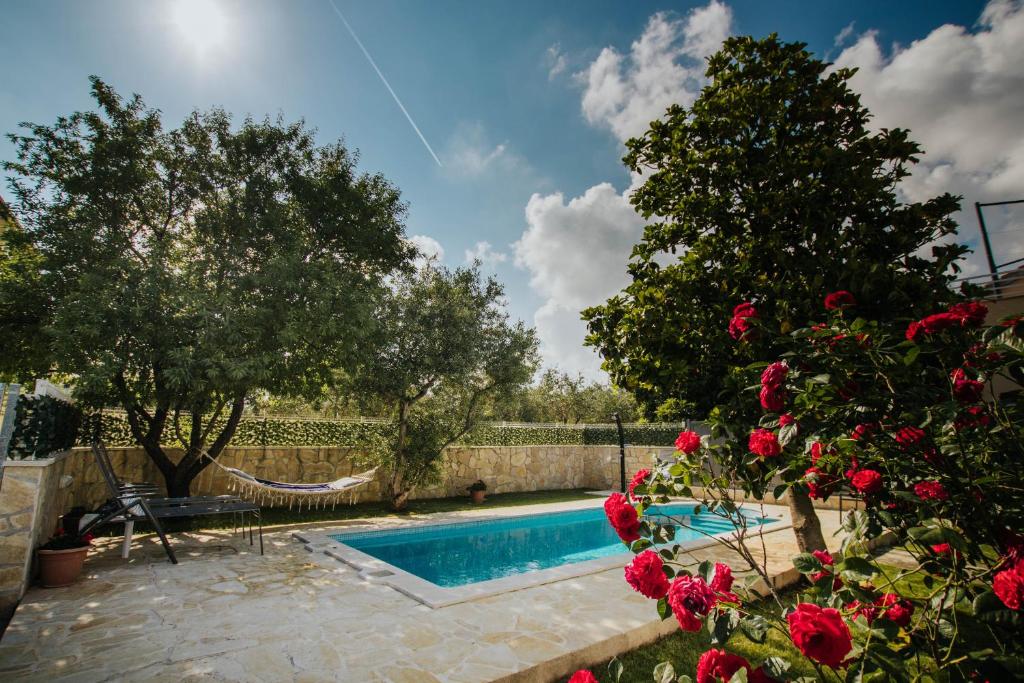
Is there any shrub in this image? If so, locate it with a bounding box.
[9,394,81,459]
[611,295,1024,681]
[79,414,683,448]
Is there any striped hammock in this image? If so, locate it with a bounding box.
[202,451,378,510]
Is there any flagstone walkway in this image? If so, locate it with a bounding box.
[0,499,845,682]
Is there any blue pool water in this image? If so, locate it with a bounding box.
[330,504,772,588]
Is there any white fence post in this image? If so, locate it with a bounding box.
[0,383,21,467]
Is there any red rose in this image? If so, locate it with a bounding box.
[604,493,641,543]
[624,550,670,599]
[953,378,984,404]
[568,670,598,683]
[954,406,992,431]
[810,549,841,588]
[696,649,751,683]
[850,469,883,495]
[760,361,789,389]
[667,575,718,631]
[851,422,877,442]
[913,480,949,501]
[628,468,650,500]
[948,301,988,327]
[805,467,840,500]
[710,563,734,593]
[875,593,914,627]
[809,442,831,464]
[787,602,852,669]
[749,429,781,458]
[993,561,1024,611]
[894,426,926,449]
[675,430,702,454]
[824,291,856,310]
[779,413,796,427]
[759,386,786,412]
[729,302,759,341]
[930,543,961,558]
[905,320,924,342]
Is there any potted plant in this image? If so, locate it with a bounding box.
[467,480,487,504]
[37,526,93,588]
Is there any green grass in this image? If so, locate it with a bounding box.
[583,586,820,683]
[94,488,598,535]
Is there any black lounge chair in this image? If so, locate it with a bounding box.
[79,442,263,563]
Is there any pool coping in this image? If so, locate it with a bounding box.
[293,497,794,608]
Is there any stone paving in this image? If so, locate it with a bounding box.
[0,499,846,683]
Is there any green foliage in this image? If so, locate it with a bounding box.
[492,368,640,423]
[583,35,967,419]
[632,301,1024,681]
[0,196,50,382]
[9,395,82,459]
[3,77,411,495]
[81,412,683,448]
[346,263,540,509]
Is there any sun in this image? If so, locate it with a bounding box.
[170,0,230,60]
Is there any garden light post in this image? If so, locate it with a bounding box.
[613,412,627,493]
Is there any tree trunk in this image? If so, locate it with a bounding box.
[391,489,411,512]
[122,392,246,500]
[787,488,827,553]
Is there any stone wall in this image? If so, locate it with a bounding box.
[0,453,78,617]
[88,444,678,503]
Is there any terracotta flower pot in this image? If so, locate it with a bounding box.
[37,546,89,587]
[471,489,486,504]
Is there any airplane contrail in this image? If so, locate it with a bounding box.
[327,0,443,167]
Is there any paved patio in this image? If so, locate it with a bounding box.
[0,499,845,682]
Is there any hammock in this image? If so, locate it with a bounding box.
[201,451,379,510]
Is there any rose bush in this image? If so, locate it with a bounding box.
[596,294,1023,682]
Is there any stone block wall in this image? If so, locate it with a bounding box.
[0,453,78,617]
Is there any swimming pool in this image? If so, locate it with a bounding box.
[328,504,773,589]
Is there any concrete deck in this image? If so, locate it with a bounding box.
[0,499,845,683]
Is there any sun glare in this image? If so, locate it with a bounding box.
[170,0,230,60]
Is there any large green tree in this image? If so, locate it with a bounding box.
[0,195,50,383]
[584,36,968,420]
[348,263,538,511]
[4,77,412,495]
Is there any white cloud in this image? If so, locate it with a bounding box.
[833,0,1024,275]
[515,183,647,378]
[464,241,509,267]
[442,121,527,178]
[833,21,856,48]
[516,1,731,378]
[546,43,568,80]
[408,234,445,265]
[578,1,732,142]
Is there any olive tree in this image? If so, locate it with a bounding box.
[3,77,412,495]
[349,263,539,510]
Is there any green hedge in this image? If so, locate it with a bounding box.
[80,413,682,448]
[9,395,82,459]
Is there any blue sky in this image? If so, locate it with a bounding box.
[4,0,1020,378]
